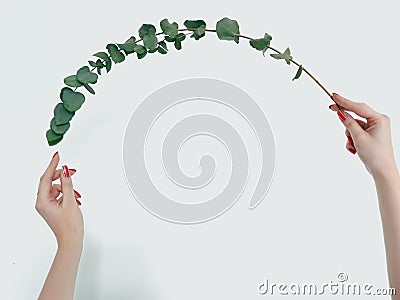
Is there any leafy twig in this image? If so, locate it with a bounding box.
[46,17,342,146]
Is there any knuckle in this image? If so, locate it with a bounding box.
[35,201,43,212]
[380,113,390,122]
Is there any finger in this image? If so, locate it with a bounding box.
[52,168,76,181]
[346,141,357,155]
[50,184,62,199]
[355,118,368,130]
[332,93,378,119]
[344,129,354,146]
[337,110,367,139]
[60,165,76,206]
[38,152,60,197]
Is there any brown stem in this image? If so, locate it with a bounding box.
[179,28,342,110]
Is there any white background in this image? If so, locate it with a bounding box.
[1,0,400,299]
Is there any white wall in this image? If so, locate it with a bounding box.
[1,0,399,299]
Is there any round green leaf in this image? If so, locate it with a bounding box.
[138,24,158,50]
[60,87,85,112]
[216,17,240,43]
[50,118,70,135]
[76,66,98,84]
[160,19,178,38]
[64,75,83,87]
[106,44,125,63]
[46,129,63,146]
[54,103,75,125]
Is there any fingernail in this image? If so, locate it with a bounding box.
[329,104,334,110]
[70,168,77,173]
[52,151,59,158]
[337,110,347,121]
[74,190,82,198]
[76,199,82,206]
[348,148,356,154]
[347,135,353,144]
[62,165,70,177]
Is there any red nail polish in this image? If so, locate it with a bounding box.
[347,135,353,144]
[62,165,70,177]
[74,190,82,198]
[76,199,82,206]
[70,169,77,173]
[348,148,356,154]
[337,110,347,121]
[53,151,59,158]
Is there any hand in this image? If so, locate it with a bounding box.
[329,93,396,177]
[36,152,84,247]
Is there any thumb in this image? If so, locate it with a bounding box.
[337,110,367,140]
[61,165,75,205]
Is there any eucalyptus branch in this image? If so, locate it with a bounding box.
[46,17,342,146]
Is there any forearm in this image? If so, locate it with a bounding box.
[38,240,83,300]
[373,165,400,296]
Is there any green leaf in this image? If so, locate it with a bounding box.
[46,129,63,146]
[134,44,146,54]
[76,66,98,84]
[64,75,83,88]
[160,19,178,38]
[138,24,158,50]
[97,66,102,75]
[159,40,168,50]
[106,44,125,63]
[105,59,112,72]
[83,83,95,94]
[133,44,147,59]
[88,60,97,67]
[50,117,70,135]
[54,103,74,125]
[216,17,240,43]
[292,64,303,81]
[270,47,292,65]
[184,20,207,40]
[249,33,272,51]
[165,35,175,43]
[173,33,186,50]
[93,51,109,61]
[60,87,85,112]
[158,46,167,54]
[183,20,206,30]
[93,52,112,73]
[158,40,168,54]
[117,36,137,54]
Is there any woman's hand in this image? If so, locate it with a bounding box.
[36,152,84,247]
[329,93,397,178]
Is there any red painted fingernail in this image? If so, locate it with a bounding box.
[62,165,70,177]
[53,151,59,158]
[76,199,82,206]
[347,135,353,144]
[70,168,77,173]
[348,148,356,154]
[74,190,82,198]
[337,110,347,121]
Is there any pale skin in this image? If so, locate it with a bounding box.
[36,93,399,298]
[36,153,83,300]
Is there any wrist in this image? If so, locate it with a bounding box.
[57,235,83,251]
[371,162,400,184]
